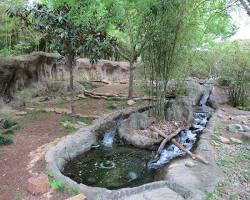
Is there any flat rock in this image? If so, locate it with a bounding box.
[230,137,242,144]
[66,194,87,200]
[219,136,230,144]
[15,111,27,116]
[54,108,72,115]
[127,100,136,106]
[121,187,184,200]
[77,94,86,99]
[227,124,250,133]
[27,174,49,195]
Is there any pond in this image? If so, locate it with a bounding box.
[62,145,157,189]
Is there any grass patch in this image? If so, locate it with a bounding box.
[55,98,66,108]
[24,110,49,120]
[59,115,93,133]
[104,100,117,110]
[46,171,80,195]
[0,134,13,146]
[60,115,93,125]
[62,123,77,133]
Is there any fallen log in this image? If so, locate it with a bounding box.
[171,138,209,164]
[156,127,183,158]
[149,125,208,164]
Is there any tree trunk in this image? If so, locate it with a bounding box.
[128,61,134,99]
[66,56,74,91]
[69,66,73,90]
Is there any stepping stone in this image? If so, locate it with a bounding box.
[219,136,230,144]
[27,174,49,195]
[66,194,87,200]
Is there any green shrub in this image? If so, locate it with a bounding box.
[3,119,17,129]
[0,134,13,146]
[104,100,117,110]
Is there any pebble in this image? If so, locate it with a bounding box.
[127,100,136,106]
[185,161,196,168]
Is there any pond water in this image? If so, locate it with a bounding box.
[63,145,157,189]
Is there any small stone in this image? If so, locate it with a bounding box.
[127,100,136,106]
[54,108,72,115]
[43,108,55,112]
[27,175,49,195]
[218,187,230,194]
[230,137,242,144]
[26,107,35,111]
[15,111,27,116]
[241,121,247,125]
[211,140,220,147]
[218,136,230,144]
[185,161,196,168]
[77,94,86,99]
[120,79,129,84]
[36,96,49,102]
[227,124,250,133]
[76,121,87,126]
[66,194,87,200]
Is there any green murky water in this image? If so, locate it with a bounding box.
[63,145,157,190]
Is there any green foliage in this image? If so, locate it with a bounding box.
[46,170,80,194]
[2,119,17,129]
[60,115,93,125]
[55,98,66,108]
[62,124,77,133]
[104,100,116,110]
[25,110,49,120]
[218,42,250,107]
[0,133,13,146]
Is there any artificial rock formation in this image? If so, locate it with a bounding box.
[0,52,63,102]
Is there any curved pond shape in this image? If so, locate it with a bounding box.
[45,89,213,200]
[63,145,156,190]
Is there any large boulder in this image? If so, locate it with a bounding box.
[165,96,193,123]
[167,79,204,106]
[118,112,162,148]
[183,80,204,106]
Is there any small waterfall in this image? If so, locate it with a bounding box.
[148,88,212,169]
[148,130,197,168]
[102,130,115,147]
[101,116,123,148]
[199,88,211,107]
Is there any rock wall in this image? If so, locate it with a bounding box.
[76,58,129,82]
[0,52,63,102]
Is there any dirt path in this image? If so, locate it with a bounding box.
[0,113,70,200]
